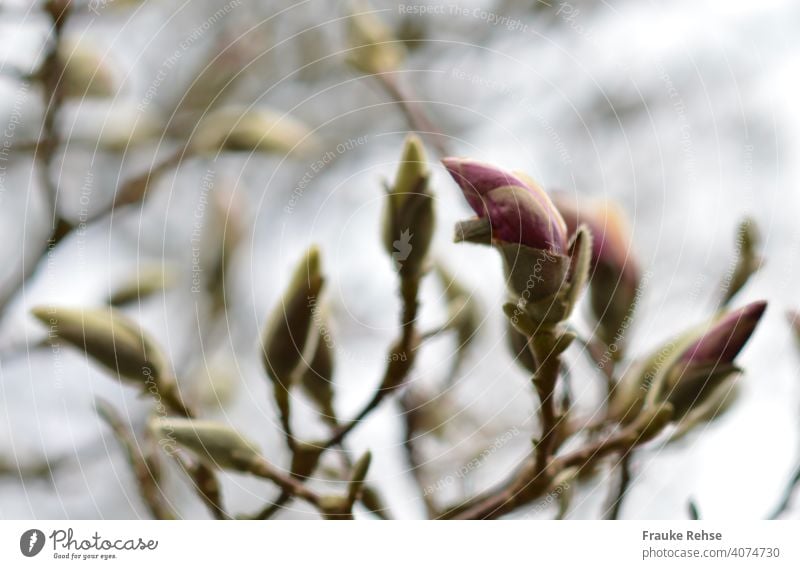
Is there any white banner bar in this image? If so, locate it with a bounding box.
[1,521,797,568]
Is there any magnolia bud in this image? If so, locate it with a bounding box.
[679,301,767,366]
[152,417,260,471]
[443,158,567,253]
[345,1,405,75]
[107,266,173,306]
[629,403,674,444]
[299,323,336,423]
[63,103,162,151]
[444,158,584,324]
[261,247,325,430]
[191,106,317,156]
[383,135,435,278]
[721,218,762,306]
[58,37,118,99]
[318,495,353,520]
[346,450,372,506]
[669,376,739,442]
[31,305,170,389]
[610,301,766,423]
[553,195,640,349]
[261,247,324,384]
[662,301,766,418]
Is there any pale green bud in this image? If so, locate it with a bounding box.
[152,417,260,471]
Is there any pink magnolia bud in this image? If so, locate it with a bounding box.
[680,301,767,366]
[553,195,640,348]
[553,195,639,288]
[442,157,567,253]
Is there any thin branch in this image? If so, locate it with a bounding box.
[96,399,175,520]
[604,451,633,520]
[246,457,322,507]
[374,73,449,157]
[444,411,663,520]
[399,390,437,518]
[768,461,800,519]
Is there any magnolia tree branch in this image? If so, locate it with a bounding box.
[442,405,669,520]
[96,399,176,520]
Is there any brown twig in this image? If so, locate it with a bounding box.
[375,73,449,157]
[0,1,71,318]
[604,451,633,520]
[96,399,175,520]
[246,457,322,507]
[399,390,438,518]
[530,332,564,475]
[253,271,422,519]
[768,456,800,519]
[443,410,663,520]
[324,276,420,450]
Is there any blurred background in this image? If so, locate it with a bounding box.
[0,0,799,519]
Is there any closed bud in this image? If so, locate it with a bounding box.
[721,218,762,306]
[678,301,766,367]
[347,450,372,506]
[669,376,739,442]
[629,403,673,444]
[661,301,765,418]
[107,266,173,306]
[58,37,118,99]
[553,195,640,350]
[360,486,390,518]
[299,324,336,423]
[318,495,353,520]
[64,104,161,151]
[191,106,318,156]
[383,135,435,278]
[261,247,325,385]
[611,301,766,423]
[152,417,260,471]
[346,1,405,75]
[31,305,171,391]
[261,248,325,434]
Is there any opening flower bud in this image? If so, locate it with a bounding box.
[442,157,567,253]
